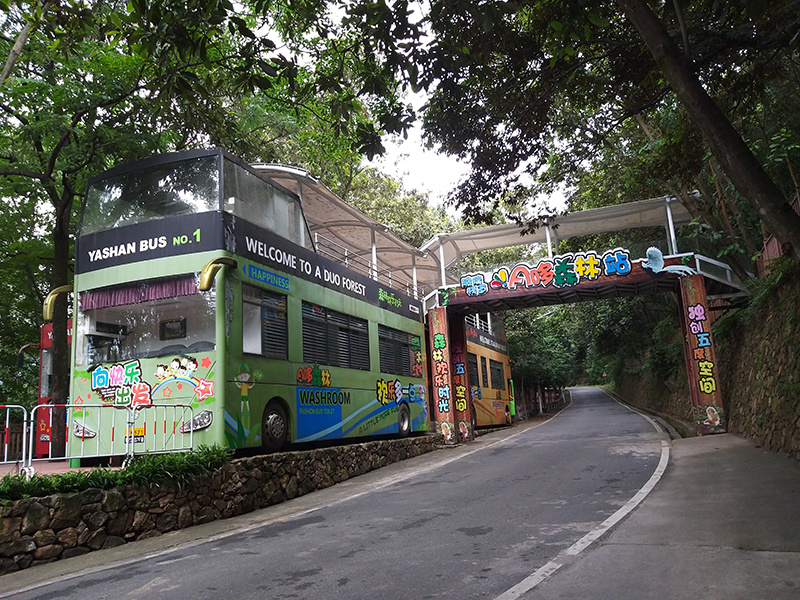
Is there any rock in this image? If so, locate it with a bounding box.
[84,511,110,530]
[0,558,19,575]
[80,502,102,515]
[177,505,193,529]
[77,523,93,546]
[106,511,134,537]
[21,503,50,535]
[194,507,216,525]
[85,529,107,551]
[32,529,57,547]
[102,490,126,513]
[33,544,63,560]
[7,500,30,519]
[102,536,126,549]
[0,517,21,543]
[80,488,103,504]
[157,493,176,508]
[56,527,78,548]
[155,512,177,532]
[0,536,35,558]
[13,553,33,570]
[49,494,82,530]
[131,511,154,531]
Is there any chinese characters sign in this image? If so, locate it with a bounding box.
[449,338,472,441]
[458,248,632,297]
[680,275,724,433]
[428,307,456,443]
[446,248,641,309]
[89,356,215,408]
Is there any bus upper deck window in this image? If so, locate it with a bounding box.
[81,156,219,235]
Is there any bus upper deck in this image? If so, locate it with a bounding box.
[70,148,430,454]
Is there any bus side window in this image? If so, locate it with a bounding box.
[243,284,288,359]
[467,352,479,387]
[489,359,506,390]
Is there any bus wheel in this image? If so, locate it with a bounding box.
[398,403,411,438]
[262,401,288,453]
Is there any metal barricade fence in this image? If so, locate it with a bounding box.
[29,403,131,470]
[0,405,28,468]
[24,403,195,477]
[128,404,194,459]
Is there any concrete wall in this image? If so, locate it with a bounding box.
[0,435,442,575]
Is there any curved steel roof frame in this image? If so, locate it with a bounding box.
[250,164,745,308]
[419,195,694,289]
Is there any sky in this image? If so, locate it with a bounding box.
[372,127,470,214]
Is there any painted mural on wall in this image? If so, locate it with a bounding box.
[71,352,218,452]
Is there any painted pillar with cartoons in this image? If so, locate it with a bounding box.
[446,311,474,441]
[427,307,457,444]
[679,274,725,433]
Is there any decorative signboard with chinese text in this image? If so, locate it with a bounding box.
[440,247,697,309]
[680,275,725,433]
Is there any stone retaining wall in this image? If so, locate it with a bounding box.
[618,267,800,457]
[0,434,442,575]
[717,271,800,455]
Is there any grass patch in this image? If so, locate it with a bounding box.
[0,445,233,502]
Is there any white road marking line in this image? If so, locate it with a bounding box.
[493,389,671,600]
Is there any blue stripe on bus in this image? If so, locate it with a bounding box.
[294,399,380,443]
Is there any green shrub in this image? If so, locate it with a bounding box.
[0,445,233,502]
[717,258,799,339]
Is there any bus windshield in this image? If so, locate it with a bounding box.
[81,155,220,236]
[81,151,313,251]
[75,276,216,365]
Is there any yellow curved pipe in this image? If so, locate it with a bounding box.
[199,257,237,291]
[43,284,73,322]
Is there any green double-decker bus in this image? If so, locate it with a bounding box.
[69,148,429,454]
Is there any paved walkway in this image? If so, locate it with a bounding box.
[1,457,117,478]
[524,432,800,599]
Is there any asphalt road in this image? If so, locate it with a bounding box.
[1,388,668,600]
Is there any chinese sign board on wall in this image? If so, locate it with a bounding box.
[680,275,725,433]
[440,246,698,308]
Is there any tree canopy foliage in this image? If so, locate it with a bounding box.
[414,0,800,261]
[4,0,800,408]
[0,0,416,412]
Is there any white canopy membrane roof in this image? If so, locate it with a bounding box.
[419,195,694,283]
[251,164,745,307]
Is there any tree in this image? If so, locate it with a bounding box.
[615,0,800,262]
[410,1,800,262]
[345,167,455,247]
[0,187,49,410]
[0,0,411,451]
